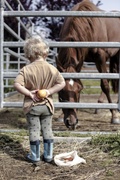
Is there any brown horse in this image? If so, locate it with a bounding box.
[56,0,120,129]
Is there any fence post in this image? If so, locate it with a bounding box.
[118,51,120,111]
[0,0,4,108]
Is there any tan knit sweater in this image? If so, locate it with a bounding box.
[14,60,65,114]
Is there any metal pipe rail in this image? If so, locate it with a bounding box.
[3,102,118,109]
[3,72,119,79]
[4,48,56,66]
[4,1,33,37]
[4,11,120,18]
[4,48,28,62]
[3,41,120,48]
[4,23,23,41]
[62,73,119,79]
[16,0,34,24]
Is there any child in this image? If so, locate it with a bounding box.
[14,35,65,163]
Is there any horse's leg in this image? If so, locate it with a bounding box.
[95,51,119,123]
[101,79,120,123]
[94,91,106,114]
[57,112,64,122]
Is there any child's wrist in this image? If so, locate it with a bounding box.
[28,91,31,97]
[46,90,50,96]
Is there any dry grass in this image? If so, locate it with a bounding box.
[0,131,120,180]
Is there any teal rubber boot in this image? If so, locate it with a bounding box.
[27,140,40,163]
[43,139,53,163]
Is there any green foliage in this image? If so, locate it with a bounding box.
[90,133,120,157]
[5,0,102,40]
[5,0,32,40]
[32,0,82,39]
[4,79,15,93]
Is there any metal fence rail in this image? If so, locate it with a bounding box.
[3,72,120,79]
[3,41,120,48]
[3,102,119,109]
[4,11,120,17]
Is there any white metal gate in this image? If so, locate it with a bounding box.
[0,0,120,110]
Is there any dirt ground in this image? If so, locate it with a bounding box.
[0,94,120,180]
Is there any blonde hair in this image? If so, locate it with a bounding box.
[24,35,49,61]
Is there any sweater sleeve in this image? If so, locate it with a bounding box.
[55,71,65,84]
[14,68,25,86]
[47,70,65,95]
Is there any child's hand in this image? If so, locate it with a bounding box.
[29,90,39,102]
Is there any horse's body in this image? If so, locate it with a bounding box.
[56,0,120,129]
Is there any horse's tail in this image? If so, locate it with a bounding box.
[109,52,119,93]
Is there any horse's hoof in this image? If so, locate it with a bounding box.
[64,119,78,130]
[69,124,77,130]
[64,119,70,128]
[111,119,120,124]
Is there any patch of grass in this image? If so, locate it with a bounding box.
[17,130,29,137]
[83,79,100,87]
[90,133,120,157]
[0,130,28,144]
[82,79,100,94]
[0,133,22,148]
[53,131,91,137]
[106,170,114,177]
[82,79,114,94]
